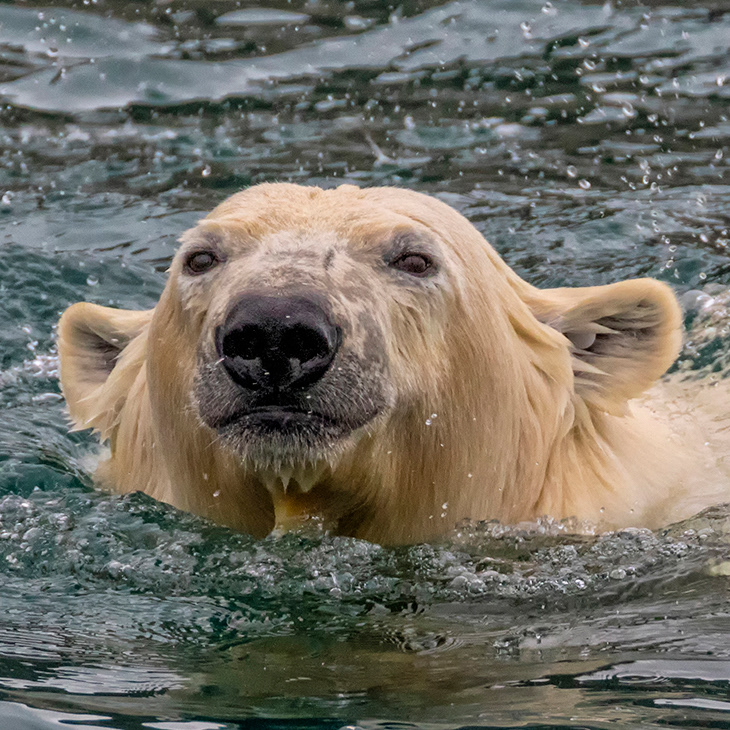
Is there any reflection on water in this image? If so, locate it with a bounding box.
[0,0,728,728]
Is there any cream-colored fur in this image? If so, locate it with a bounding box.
[57,183,730,545]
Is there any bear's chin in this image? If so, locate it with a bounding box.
[211,407,361,469]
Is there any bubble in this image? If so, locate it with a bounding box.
[566,165,578,178]
[578,179,591,190]
[86,275,99,286]
[621,102,636,118]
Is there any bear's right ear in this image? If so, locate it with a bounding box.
[58,303,153,435]
[528,278,682,414]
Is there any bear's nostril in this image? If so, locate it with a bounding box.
[222,325,266,362]
[280,324,330,364]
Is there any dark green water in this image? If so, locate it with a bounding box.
[0,0,729,728]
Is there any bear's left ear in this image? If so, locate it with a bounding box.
[58,303,154,436]
[531,279,682,412]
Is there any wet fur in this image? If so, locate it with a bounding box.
[58,183,730,544]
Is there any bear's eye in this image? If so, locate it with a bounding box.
[390,252,435,277]
[184,250,219,275]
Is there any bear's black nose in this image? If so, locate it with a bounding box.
[216,294,341,392]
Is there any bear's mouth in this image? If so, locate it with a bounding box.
[212,405,338,433]
[207,400,356,465]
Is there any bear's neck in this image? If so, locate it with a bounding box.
[535,397,693,530]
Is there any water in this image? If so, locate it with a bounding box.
[0,0,729,727]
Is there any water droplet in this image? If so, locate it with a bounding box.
[578,179,591,190]
[86,275,99,286]
[566,165,578,178]
[201,165,212,177]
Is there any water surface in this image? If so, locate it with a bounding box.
[0,1,729,728]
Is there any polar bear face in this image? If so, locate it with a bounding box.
[149,183,510,470]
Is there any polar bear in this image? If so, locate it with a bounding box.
[57,183,729,544]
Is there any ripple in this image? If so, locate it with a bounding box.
[0,0,728,727]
